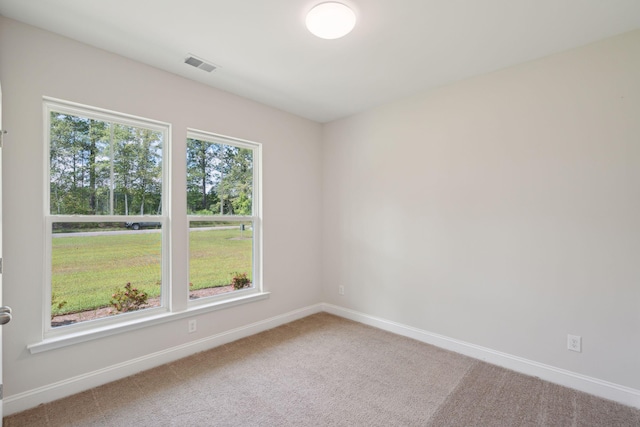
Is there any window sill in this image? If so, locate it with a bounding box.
[28,291,270,354]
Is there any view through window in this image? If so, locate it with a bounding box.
[187,132,258,302]
[46,100,167,329]
[44,99,262,335]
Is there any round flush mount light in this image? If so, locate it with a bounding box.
[306,2,356,39]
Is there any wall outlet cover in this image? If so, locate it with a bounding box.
[567,334,581,352]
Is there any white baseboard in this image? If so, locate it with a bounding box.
[322,303,640,409]
[5,302,639,416]
[3,304,323,416]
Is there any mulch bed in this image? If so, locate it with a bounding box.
[51,285,236,327]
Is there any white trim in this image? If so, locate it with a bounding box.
[43,97,169,133]
[322,303,640,409]
[47,215,165,223]
[187,128,259,152]
[29,292,271,354]
[8,302,640,416]
[6,303,321,416]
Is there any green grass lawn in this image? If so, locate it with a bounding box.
[52,228,252,316]
[189,229,252,291]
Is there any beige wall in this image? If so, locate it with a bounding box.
[322,30,640,389]
[2,13,640,412]
[0,16,322,399]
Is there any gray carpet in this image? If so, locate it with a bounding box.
[4,313,640,426]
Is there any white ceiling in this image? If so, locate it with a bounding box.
[1,0,640,123]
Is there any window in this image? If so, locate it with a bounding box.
[187,130,261,305]
[42,98,264,344]
[45,98,170,333]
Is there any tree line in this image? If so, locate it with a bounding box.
[50,112,253,217]
[186,138,253,215]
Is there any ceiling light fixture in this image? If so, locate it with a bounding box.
[306,2,356,40]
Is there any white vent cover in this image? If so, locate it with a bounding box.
[184,54,217,72]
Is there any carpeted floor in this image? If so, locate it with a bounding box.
[4,313,640,426]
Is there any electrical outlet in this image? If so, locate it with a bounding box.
[188,319,197,333]
[338,285,345,295]
[567,334,581,352]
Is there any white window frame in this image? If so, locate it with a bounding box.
[43,97,171,339]
[31,99,268,353]
[186,128,263,307]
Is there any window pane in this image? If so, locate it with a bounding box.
[50,112,163,215]
[189,221,253,300]
[186,138,253,215]
[51,222,162,327]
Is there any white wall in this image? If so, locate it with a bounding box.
[322,30,640,390]
[2,13,640,414]
[0,16,322,404]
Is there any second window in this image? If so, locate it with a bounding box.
[186,130,260,303]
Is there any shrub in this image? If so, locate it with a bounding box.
[51,293,68,318]
[231,272,251,290]
[111,282,148,313]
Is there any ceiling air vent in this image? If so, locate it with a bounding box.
[184,54,217,72]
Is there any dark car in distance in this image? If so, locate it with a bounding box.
[125,222,161,230]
